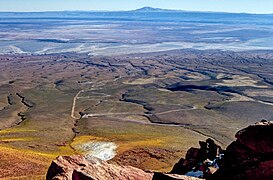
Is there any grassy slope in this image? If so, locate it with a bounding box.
[74,117,208,171]
[0,86,77,178]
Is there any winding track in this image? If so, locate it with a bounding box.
[71,90,84,119]
[70,89,224,145]
[71,88,196,121]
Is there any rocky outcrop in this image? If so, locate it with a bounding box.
[212,120,273,180]
[46,155,152,180]
[170,120,273,180]
[46,155,202,180]
[170,138,223,179]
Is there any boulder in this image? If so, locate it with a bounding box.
[235,121,273,154]
[46,155,153,180]
[212,121,273,180]
[46,155,202,180]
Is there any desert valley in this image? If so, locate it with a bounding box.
[0,7,273,179]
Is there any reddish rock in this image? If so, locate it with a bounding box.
[46,155,202,180]
[171,148,200,175]
[235,121,273,154]
[212,121,273,180]
[170,139,222,178]
[46,155,153,180]
[170,121,273,180]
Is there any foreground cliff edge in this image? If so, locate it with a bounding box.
[212,120,273,180]
[46,121,273,180]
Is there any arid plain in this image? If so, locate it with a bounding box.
[1,50,273,178]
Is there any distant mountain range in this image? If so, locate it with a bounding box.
[132,7,177,12]
[1,6,273,16]
[131,6,266,15]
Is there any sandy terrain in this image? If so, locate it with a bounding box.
[244,89,273,98]
[216,75,268,88]
[123,77,164,85]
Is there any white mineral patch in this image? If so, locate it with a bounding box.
[77,141,117,161]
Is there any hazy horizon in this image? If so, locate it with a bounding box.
[0,0,273,14]
[1,7,273,15]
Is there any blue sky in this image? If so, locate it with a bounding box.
[0,0,272,13]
